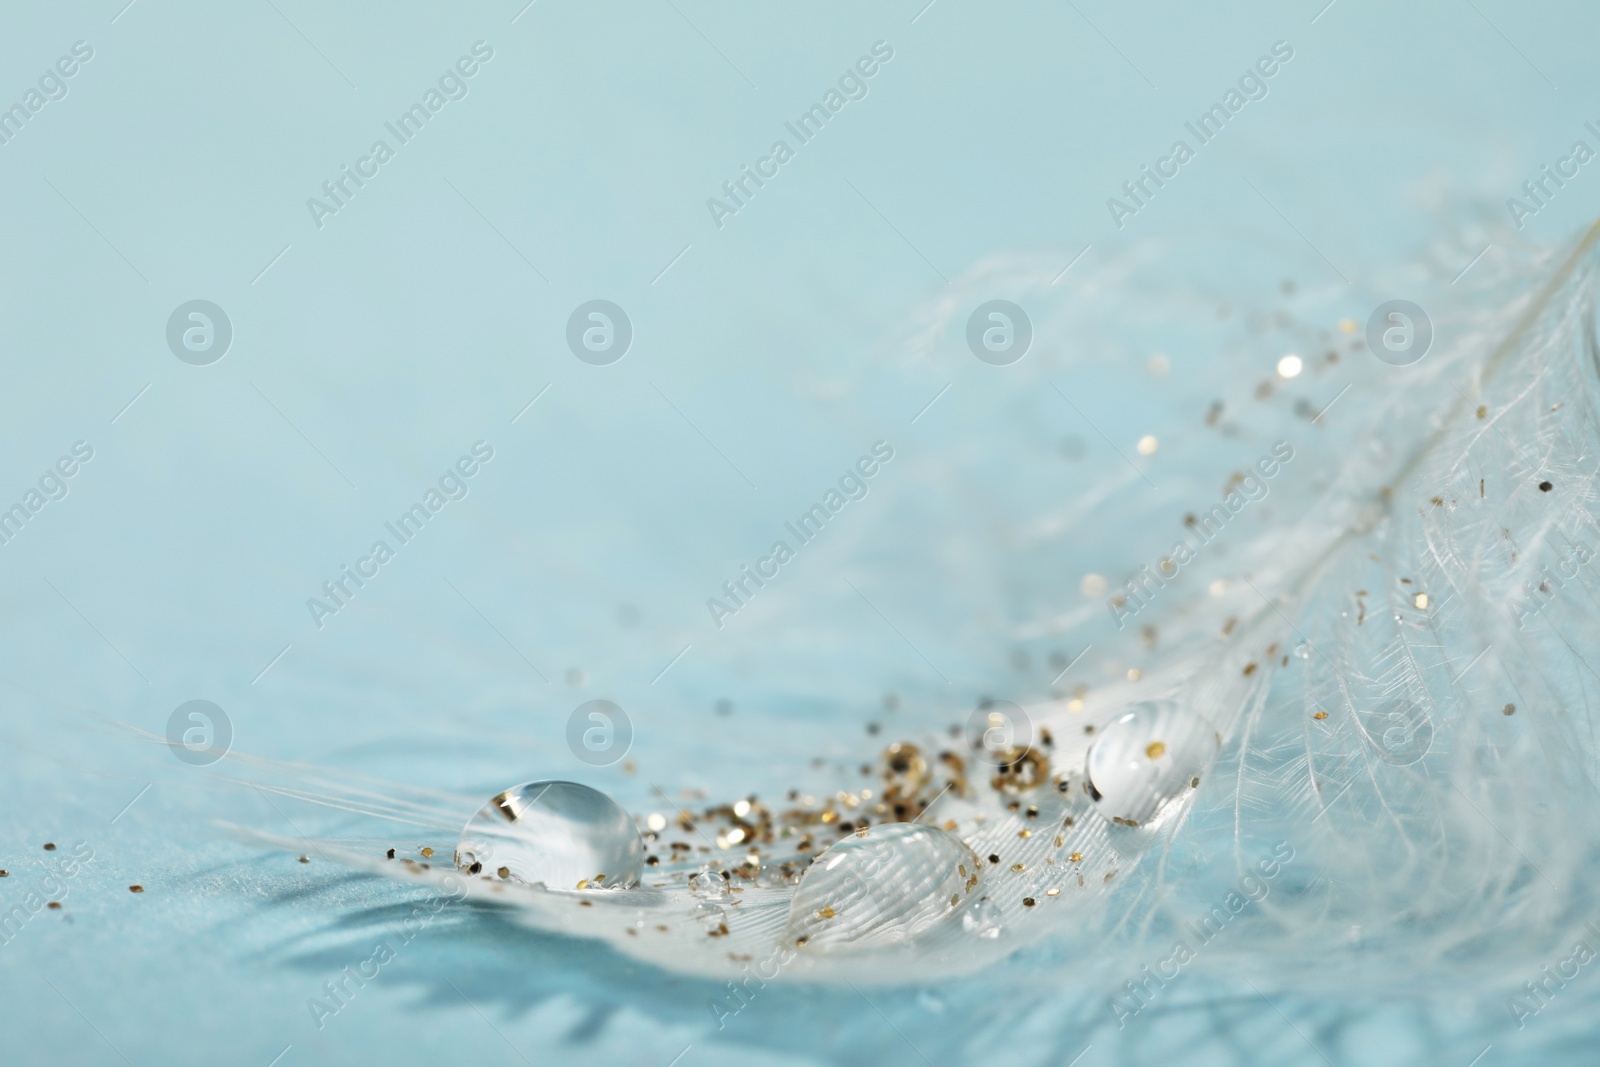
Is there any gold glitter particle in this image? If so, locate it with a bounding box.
[1018,829,1031,839]
[1069,852,1083,863]
[1504,703,1517,716]
[1136,435,1159,456]
[1011,863,1026,873]
[1414,593,1429,609]
[1046,888,1060,897]
[1144,741,1167,759]
[576,879,589,889]
[1054,835,1064,847]
[818,906,836,919]
[1023,897,1037,907]
[1313,711,1329,720]
[497,867,510,878]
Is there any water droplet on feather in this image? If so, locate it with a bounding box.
[783,824,980,952]
[1085,701,1216,826]
[455,781,643,890]
[961,895,1004,939]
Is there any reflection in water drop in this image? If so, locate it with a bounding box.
[691,901,726,932]
[455,780,643,890]
[783,824,980,952]
[961,896,1004,939]
[1085,701,1217,826]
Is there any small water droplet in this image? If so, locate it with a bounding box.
[755,864,790,889]
[689,868,731,900]
[961,896,1004,939]
[1085,701,1217,826]
[783,824,979,952]
[1293,641,1311,659]
[691,901,726,930]
[455,781,643,890]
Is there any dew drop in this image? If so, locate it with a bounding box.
[1293,641,1311,659]
[689,868,732,900]
[783,824,979,953]
[455,781,643,890]
[1085,701,1217,826]
[691,901,726,931]
[961,895,1004,939]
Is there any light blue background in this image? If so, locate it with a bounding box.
[1,1,1597,1064]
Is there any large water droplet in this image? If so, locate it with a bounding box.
[1085,701,1216,827]
[783,823,980,952]
[455,780,643,890]
[961,895,1004,939]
